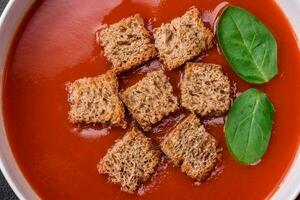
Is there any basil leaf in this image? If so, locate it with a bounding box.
[217,6,278,84]
[225,88,275,165]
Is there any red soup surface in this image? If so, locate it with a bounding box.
[3,0,300,199]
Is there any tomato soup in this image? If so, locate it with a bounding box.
[3,0,300,199]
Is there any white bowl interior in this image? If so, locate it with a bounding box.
[0,1,39,199]
[0,0,299,200]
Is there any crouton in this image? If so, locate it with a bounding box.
[153,6,214,70]
[98,128,161,193]
[98,14,156,74]
[121,70,179,131]
[160,114,221,181]
[181,62,231,117]
[67,71,126,128]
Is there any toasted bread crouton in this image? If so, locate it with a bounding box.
[181,62,231,117]
[67,71,126,128]
[153,7,214,70]
[121,71,179,131]
[98,14,156,74]
[98,128,161,193]
[160,114,221,181]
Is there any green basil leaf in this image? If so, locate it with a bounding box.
[225,88,275,165]
[217,6,278,84]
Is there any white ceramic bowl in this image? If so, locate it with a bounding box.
[0,1,299,199]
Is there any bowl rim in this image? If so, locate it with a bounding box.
[0,0,299,200]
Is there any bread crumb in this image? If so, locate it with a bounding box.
[121,70,179,131]
[160,114,221,181]
[98,128,161,193]
[181,62,231,117]
[67,71,126,128]
[153,6,214,70]
[99,14,156,74]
